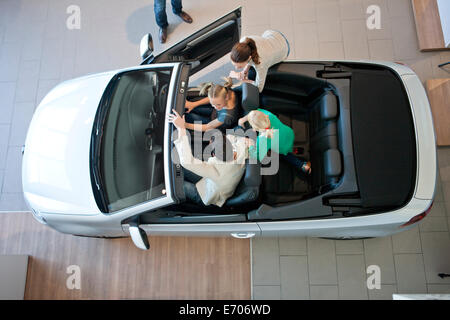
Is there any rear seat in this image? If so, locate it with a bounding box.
[308,91,342,191]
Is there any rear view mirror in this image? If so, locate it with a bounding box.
[129,223,150,250]
[140,33,154,61]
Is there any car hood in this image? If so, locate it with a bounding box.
[22,72,116,215]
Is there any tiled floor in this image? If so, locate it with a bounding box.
[0,0,450,300]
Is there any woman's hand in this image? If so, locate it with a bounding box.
[229,70,247,81]
[168,109,186,129]
[185,100,195,113]
[229,70,240,80]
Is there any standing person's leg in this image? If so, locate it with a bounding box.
[154,0,169,43]
[154,0,168,28]
[171,0,183,14]
[171,0,193,23]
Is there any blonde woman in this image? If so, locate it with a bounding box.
[184,77,241,132]
[239,109,311,174]
[229,30,290,93]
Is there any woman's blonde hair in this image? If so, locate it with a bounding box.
[199,77,233,101]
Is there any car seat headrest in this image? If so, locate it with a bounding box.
[241,83,260,113]
[320,92,338,120]
[324,148,342,177]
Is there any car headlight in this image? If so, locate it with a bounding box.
[30,208,47,225]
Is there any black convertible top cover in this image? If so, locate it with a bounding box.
[350,69,416,208]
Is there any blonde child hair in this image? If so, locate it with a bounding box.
[198,77,234,100]
[248,110,274,138]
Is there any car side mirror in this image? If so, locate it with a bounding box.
[129,223,150,250]
[140,33,154,61]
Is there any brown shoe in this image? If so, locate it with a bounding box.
[177,11,193,24]
[159,27,167,44]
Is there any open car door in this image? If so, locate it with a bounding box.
[143,7,241,75]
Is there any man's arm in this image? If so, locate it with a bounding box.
[174,132,220,180]
[168,109,220,179]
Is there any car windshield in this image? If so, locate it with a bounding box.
[92,68,172,213]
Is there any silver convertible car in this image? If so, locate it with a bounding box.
[22,8,436,249]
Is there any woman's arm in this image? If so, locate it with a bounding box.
[229,63,251,81]
[185,97,210,113]
[168,109,220,179]
[174,133,219,180]
[242,79,256,84]
[185,118,223,132]
[238,114,249,127]
[254,65,267,93]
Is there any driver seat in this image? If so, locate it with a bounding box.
[225,160,262,207]
[225,83,262,207]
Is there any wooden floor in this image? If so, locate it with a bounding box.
[0,212,251,299]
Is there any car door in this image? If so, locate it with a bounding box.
[121,209,261,238]
[124,220,261,239]
[143,7,241,76]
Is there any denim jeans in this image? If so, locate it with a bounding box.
[182,168,203,204]
[154,0,183,28]
[184,105,214,124]
[281,153,307,170]
[247,66,256,81]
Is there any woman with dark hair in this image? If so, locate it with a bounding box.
[229,30,290,92]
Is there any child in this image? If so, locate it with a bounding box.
[184,77,241,132]
[239,109,311,174]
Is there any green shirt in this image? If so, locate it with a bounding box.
[249,109,294,161]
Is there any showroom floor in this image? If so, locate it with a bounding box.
[0,0,449,299]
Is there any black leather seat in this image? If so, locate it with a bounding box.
[240,82,260,114]
[261,154,310,205]
[225,160,262,207]
[261,90,342,204]
[308,91,342,191]
[225,83,263,207]
[260,95,308,117]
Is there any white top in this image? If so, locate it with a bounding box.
[241,30,289,92]
[174,133,248,207]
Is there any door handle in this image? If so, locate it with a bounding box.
[230,232,256,239]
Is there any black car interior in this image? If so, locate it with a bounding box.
[170,62,344,214]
